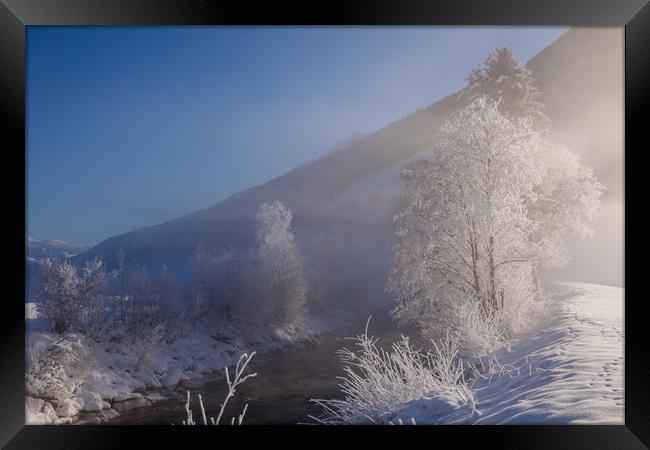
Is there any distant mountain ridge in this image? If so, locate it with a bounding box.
[27,237,87,261]
[73,29,623,295]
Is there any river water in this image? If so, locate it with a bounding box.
[105,313,413,425]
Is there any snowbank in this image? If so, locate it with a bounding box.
[25,327,242,424]
[26,307,350,425]
[390,282,624,425]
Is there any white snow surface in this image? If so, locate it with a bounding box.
[25,283,623,425]
[26,307,350,425]
[390,282,624,425]
[25,325,243,424]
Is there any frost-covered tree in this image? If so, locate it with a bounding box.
[188,243,213,320]
[255,201,307,325]
[460,47,549,130]
[36,259,109,334]
[121,265,177,338]
[188,244,254,322]
[211,248,257,320]
[387,97,602,347]
[526,142,605,281]
[460,47,604,290]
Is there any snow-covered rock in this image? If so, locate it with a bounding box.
[78,391,111,412]
[55,398,81,417]
[26,397,57,424]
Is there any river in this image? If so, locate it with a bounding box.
[103,313,414,425]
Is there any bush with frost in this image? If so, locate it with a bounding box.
[26,335,90,407]
[310,320,474,424]
[188,245,258,324]
[35,259,109,335]
[119,266,177,337]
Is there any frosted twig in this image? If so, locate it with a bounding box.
[215,352,257,425]
[184,390,194,425]
[238,404,249,425]
[178,352,256,425]
[198,394,207,425]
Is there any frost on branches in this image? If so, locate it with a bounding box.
[35,259,109,335]
[310,320,474,424]
[387,97,603,354]
[180,352,257,425]
[461,47,549,131]
[255,201,308,327]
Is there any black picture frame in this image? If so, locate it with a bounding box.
[1,0,647,448]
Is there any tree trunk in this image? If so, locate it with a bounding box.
[54,317,68,335]
[469,232,483,310]
[488,236,496,312]
[468,219,492,315]
[531,265,540,295]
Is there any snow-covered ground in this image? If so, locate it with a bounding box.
[26,326,244,424]
[25,306,350,425]
[390,282,624,425]
[26,283,623,425]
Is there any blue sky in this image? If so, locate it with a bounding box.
[27,26,566,245]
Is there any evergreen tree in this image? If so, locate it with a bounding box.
[461,47,550,131]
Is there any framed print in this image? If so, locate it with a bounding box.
[1,0,648,448]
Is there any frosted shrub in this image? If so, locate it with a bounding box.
[26,335,90,405]
[310,320,473,424]
[428,268,539,356]
[36,259,110,335]
[117,266,177,340]
[179,352,257,425]
[189,245,257,324]
[134,323,166,372]
[55,263,181,354]
[80,294,122,344]
[497,266,541,338]
[73,265,177,370]
[445,299,505,356]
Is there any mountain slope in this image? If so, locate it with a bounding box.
[75,29,623,293]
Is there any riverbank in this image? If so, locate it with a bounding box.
[25,307,352,425]
[105,312,411,425]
